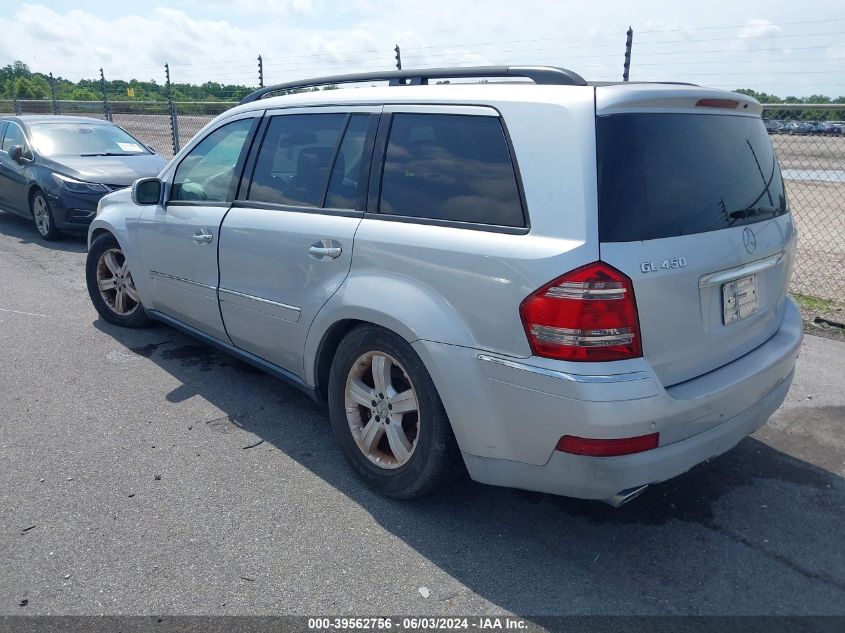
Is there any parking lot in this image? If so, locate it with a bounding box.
[0,210,844,616]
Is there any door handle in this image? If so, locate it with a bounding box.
[308,239,342,260]
[192,229,213,244]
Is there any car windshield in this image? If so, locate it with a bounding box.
[28,122,151,157]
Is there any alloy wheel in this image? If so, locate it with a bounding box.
[95,248,140,316]
[344,351,420,469]
[32,195,50,236]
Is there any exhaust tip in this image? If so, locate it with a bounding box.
[603,484,649,508]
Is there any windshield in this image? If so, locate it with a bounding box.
[597,113,787,242]
[28,122,151,157]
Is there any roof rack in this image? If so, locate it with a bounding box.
[238,65,587,104]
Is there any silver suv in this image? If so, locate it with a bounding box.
[86,66,802,506]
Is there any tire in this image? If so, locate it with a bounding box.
[328,324,463,499]
[85,233,150,328]
[31,190,61,241]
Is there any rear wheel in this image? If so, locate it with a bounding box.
[31,190,61,241]
[328,325,462,499]
[85,233,150,328]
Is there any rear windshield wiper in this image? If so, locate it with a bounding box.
[728,206,783,220]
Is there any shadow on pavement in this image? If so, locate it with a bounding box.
[0,210,87,253]
[95,319,845,615]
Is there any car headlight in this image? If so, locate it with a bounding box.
[51,173,109,194]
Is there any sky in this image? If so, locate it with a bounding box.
[1,0,844,98]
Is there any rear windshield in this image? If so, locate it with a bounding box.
[597,113,787,242]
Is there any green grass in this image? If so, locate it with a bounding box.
[791,293,844,314]
[792,293,845,341]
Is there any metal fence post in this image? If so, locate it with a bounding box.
[165,62,180,154]
[623,27,633,82]
[48,72,59,114]
[100,68,113,122]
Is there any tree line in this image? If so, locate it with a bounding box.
[2,61,844,118]
[1,61,255,103]
[735,89,845,120]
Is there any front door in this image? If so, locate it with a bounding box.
[0,121,32,215]
[218,108,379,375]
[137,113,259,341]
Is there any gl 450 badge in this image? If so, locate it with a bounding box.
[640,258,687,273]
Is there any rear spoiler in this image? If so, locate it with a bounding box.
[595,84,762,116]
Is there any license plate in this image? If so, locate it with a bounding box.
[723,274,758,324]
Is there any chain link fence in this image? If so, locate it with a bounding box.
[2,97,843,314]
[6,98,238,158]
[763,106,845,329]
[108,101,175,157]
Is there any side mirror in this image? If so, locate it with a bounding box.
[132,177,163,205]
[8,145,23,163]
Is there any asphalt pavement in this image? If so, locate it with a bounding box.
[0,210,843,616]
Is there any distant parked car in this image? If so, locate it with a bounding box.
[815,121,842,136]
[764,119,781,134]
[0,115,167,240]
[809,121,828,135]
[783,121,812,135]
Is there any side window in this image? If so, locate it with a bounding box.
[171,118,253,202]
[248,113,348,208]
[1,122,27,152]
[379,113,525,227]
[325,114,370,209]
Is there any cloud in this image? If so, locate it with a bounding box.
[0,4,306,83]
[0,2,841,97]
[737,18,782,40]
[730,18,783,50]
[183,0,315,15]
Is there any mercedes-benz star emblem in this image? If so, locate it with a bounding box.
[743,227,757,254]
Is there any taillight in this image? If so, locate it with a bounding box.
[519,261,642,362]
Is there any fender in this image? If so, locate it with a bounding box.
[303,270,478,387]
[87,189,151,307]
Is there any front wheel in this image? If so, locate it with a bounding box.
[85,233,150,328]
[328,325,462,499]
[31,190,61,241]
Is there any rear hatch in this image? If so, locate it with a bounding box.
[595,86,796,386]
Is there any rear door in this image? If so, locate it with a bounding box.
[218,106,380,375]
[595,95,795,386]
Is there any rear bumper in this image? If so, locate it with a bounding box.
[413,297,802,501]
[462,369,792,500]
